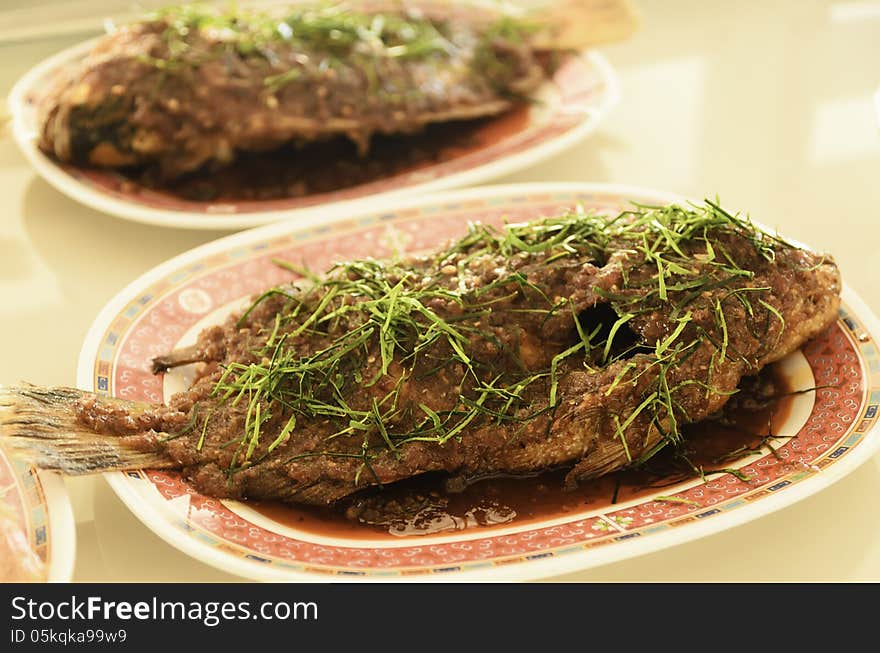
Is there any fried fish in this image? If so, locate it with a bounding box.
[37,0,637,180]
[0,200,841,507]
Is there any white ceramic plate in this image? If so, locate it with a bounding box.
[8,35,618,231]
[0,446,76,582]
[76,183,880,581]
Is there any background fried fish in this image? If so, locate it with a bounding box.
[37,0,638,180]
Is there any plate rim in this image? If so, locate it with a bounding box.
[8,37,619,231]
[77,181,880,581]
[39,469,76,582]
[2,456,76,582]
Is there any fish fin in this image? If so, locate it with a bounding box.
[0,384,175,475]
[530,0,640,51]
[151,343,205,374]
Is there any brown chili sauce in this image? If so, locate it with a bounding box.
[131,107,530,202]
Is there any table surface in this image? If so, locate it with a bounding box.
[2,0,879,582]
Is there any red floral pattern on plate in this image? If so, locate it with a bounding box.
[0,445,51,580]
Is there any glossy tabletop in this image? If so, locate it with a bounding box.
[1,0,879,581]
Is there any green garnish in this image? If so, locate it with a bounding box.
[654,495,701,507]
[187,199,797,480]
[134,3,533,96]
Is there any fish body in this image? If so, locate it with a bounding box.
[0,201,841,507]
[38,1,601,180]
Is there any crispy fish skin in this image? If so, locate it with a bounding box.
[37,2,550,180]
[158,227,837,505]
[0,202,841,506]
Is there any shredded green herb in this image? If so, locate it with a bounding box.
[135,2,534,95]
[185,199,798,481]
[654,495,701,507]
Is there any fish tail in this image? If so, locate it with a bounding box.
[529,0,640,51]
[0,384,175,474]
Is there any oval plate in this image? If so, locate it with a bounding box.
[0,445,76,582]
[77,183,880,581]
[8,36,617,231]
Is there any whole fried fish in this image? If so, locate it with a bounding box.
[0,201,841,506]
[37,0,637,180]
